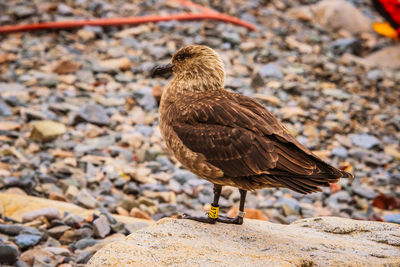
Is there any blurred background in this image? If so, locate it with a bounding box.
[0,0,399,266]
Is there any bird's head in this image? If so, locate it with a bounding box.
[152,45,225,89]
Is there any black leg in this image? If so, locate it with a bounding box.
[217,189,247,225]
[180,184,222,224]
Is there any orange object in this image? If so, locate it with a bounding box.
[373,22,399,39]
[0,0,256,34]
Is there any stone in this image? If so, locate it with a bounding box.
[129,208,152,220]
[98,57,132,71]
[364,45,400,69]
[0,194,152,226]
[47,225,71,238]
[308,0,372,34]
[14,5,35,18]
[52,60,80,74]
[88,217,400,266]
[259,63,283,79]
[93,215,111,238]
[30,120,67,142]
[15,234,41,249]
[20,248,56,266]
[75,104,110,126]
[0,243,19,265]
[383,214,400,224]
[349,134,380,149]
[77,29,95,41]
[172,169,200,185]
[0,100,12,116]
[75,189,97,209]
[22,207,61,222]
[74,238,99,250]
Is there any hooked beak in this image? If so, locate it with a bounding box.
[151,63,174,78]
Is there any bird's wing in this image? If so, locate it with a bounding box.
[171,93,335,179]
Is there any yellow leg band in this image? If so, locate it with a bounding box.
[209,204,219,219]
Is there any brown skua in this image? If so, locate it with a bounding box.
[152,45,353,225]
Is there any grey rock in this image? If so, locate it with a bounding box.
[22,208,61,223]
[75,189,97,209]
[349,134,380,149]
[331,146,348,158]
[391,174,400,185]
[222,31,241,45]
[76,251,94,264]
[352,186,378,200]
[158,203,178,215]
[383,214,400,224]
[14,5,35,18]
[259,63,283,79]
[172,169,200,185]
[0,243,18,265]
[47,225,71,238]
[93,215,111,238]
[0,100,12,116]
[75,104,110,126]
[63,213,84,228]
[366,69,383,81]
[15,234,41,249]
[73,238,98,250]
[0,225,39,236]
[57,3,73,15]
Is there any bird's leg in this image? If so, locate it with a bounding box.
[181,184,222,224]
[216,189,247,225]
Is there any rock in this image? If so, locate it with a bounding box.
[74,238,99,250]
[0,100,12,116]
[22,207,61,222]
[0,243,19,265]
[47,225,71,238]
[259,63,283,79]
[30,120,67,142]
[279,106,306,119]
[13,5,35,18]
[349,134,380,149]
[364,45,400,69]
[331,146,348,158]
[75,104,110,126]
[52,60,80,74]
[76,251,94,264]
[98,57,132,71]
[77,29,95,42]
[20,248,56,266]
[75,189,97,209]
[253,94,280,106]
[383,214,400,224]
[15,234,41,249]
[129,208,152,220]
[88,217,400,266]
[309,0,372,34]
[366,69,383,81]
[93,215,111,238]
[172,169,200,185]
[0,194,152,226]
[57,3,73,15]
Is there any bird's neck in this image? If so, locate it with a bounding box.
[173,70,225,93]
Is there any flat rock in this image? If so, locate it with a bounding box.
[30,120,66,142]
[364,45,400,69]
[0,194,153,226]
[88,217,400,267]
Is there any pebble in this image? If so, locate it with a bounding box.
[74,104,110,126]
[22,208,61,223]
[349,134,380,149]
[259,63,284,79]
[0,0,398,264]
[0,243,19,265]
[93,215,111,238]
[15,234,42,249]
[75,189,97,209]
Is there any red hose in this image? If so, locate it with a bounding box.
[0,1,256,34]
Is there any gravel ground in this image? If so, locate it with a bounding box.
[0,0,399,266]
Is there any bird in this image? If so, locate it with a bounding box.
[152,45,353,225]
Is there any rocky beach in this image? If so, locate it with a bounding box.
[0,0,399,266]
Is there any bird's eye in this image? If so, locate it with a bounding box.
[177,53,190,61]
